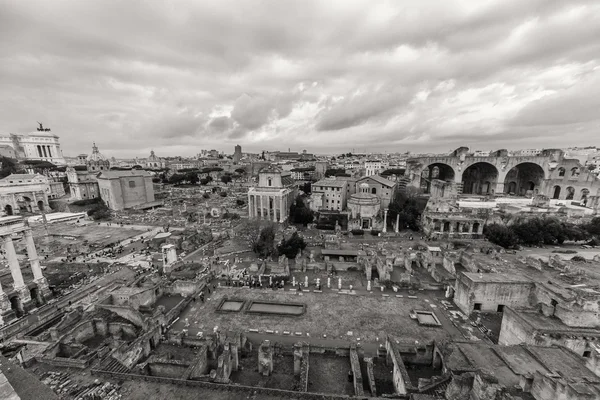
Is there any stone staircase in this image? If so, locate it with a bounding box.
[419,375,452,396]
[101,356,130,374]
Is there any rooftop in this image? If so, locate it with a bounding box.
[97,170,153,179]
[312,179,346,188]
[445,342,600,388]
[357,175,396,187]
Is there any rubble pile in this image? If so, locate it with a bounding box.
[41,371,122,400]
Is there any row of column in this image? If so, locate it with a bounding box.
[248,193,288,223]
[434,220,483,235]
[382,210,402,233]
[37,145,53,158]
[0,229,47,303]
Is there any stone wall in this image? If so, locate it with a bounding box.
[454,273,534,314]
[530,371,600,400]
[90,370,357,399]
[164,280,204,297]
[498,307,597,357]
[148,360,190,378]
[97,304,146,327]
[349,345,364,396]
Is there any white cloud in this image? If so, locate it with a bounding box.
[0,0,599,156]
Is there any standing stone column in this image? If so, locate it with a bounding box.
[248,193,253,218]
[25,229,47,289]
[279,196,284,223]
[382,209,388,233]
[260,195,264,219]
[395,213,400,233]
[3,237,31,303]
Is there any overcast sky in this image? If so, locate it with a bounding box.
[1,0,600,158]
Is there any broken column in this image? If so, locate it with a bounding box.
[0,279,11,326]
[24,229,50,299]
[258,340,274,376]
[161,244,177,273]
[382,209,388,233]
[3,236,31,304]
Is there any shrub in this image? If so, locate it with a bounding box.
[316,224,335,230]
[370,230,381,236]
[351,229,364,235]
[219,191,227,197]
[236,199,245,206]
[551,249,577,254]
[71,198,100,206]
[202,193,210,199]
[347,266,358,271]
[571,255,587,262]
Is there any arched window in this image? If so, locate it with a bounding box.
[581,188,590,200]
[371,187,377,195]
[558,167,565,177]
[566,186,575,200]
[552,186,561,199]
[571,167,579,177]
[267,178,272,187]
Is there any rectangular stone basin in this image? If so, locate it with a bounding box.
[415,311,441,326]
[246,301,305,316]
[217,300,245,312]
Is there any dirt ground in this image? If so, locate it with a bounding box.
[307,354,354,395]
[231,352,298,391]
[171,287,451,342]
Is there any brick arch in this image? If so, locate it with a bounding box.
[419,163,456,194]
[460,162,499,195]
[501,162,545,196]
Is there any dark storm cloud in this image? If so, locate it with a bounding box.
[1,0,599,156]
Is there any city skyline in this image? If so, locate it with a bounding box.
[1,0,600,158]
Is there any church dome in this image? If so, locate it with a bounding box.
[148,150,159,161]
[87,143,110,171]
[88,143,107,162]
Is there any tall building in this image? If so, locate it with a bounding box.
[233,144,242,163]
[97,170,156,211]
[0,123,66,165]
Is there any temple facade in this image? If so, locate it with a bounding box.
[247,166,296,223]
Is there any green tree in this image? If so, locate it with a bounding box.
[387,188,423,231]
[289,196,314,226]
[221,175,232,185]
[277,232,307,258]
[0,157,21,179]
[185,172,199,184]
[299,182,312,194]
[169,173,185,185]
[87,199,111,221]
[483,224,519,248]
[252,224,276,258]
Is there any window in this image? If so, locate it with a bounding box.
[473,303,482,311]
[583,351,591,358]
[497,304,505,312]
[558,167,566,177]
[129,181,136,188]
